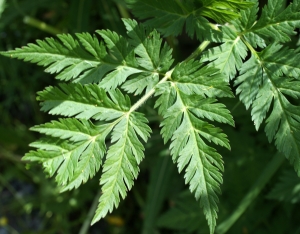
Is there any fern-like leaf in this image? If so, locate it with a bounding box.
[235,44,300,174]
[0,31,140,85]
[155,62,233,233]
[201,26,248,79]
[232,1,266,48]
[30,118,100,142]
[0,19,173,96]
[2,34,101,81]
[123,18,173,72]
[202,0,300,80]
[267,169,300,203]
[158,90,230,234]
[122,18,174,95]
[171,60,234,97]
[250,0,300,43]
[92,112,151,223]
[37,83,130,120]
[24,120,112,190]
[126,0,253,41]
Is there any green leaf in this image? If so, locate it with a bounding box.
[267,169,300,203]
[204,0,300,83]
[0,0,6,18]
[157,191,208,233]
[30,118,99,142]
[95,29,142,90]
[235,44,300,110]
[199,0,254,23]
[2,18,176,104]
[265,95,300,173]
[201,26,248,80]
[159,91,184,143]
[75,31,140,85]
[232,1,266,48]
[123,18,174,72]
[170,114,222,234]
[1,34,100,81]
[235,54,265,110]
[126,0,253,41]
[154,82,177,117]
[122,73,159,95]
[23,121,113,190]
[171,60,234,97]
[235,44,300,174]
[126,0,197,38]
[121,18,174,95]
[37,83,130,120]
[250,0,300,43]
[0,20,171,94]
[92,112,151,223]
[257,44,300,79]
[185,96,235,128]
[157,86,232,233]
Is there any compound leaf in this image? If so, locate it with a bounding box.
[1,34,102,81]
[30,118,99,142]
[201,26,248,79]
[159,90,228,234]
[37,83,130,120]
[0,19,173,96]
[121,18,174,94]
[235,44,300,174]
[92,112,151,223]
[250,0,300,43]
[23,121,113,190]
[156,73,233,233]
[123,18,174,72]
[171,60,234,97]
[126,0,253,41]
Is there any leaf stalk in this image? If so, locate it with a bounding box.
[216,153,285,234]
[129,39,211,113]
[79,189,102,234]
[185,40,211,62]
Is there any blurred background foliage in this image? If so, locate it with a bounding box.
[0,0,300,233]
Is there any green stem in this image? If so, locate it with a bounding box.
[0,147,23,163]
[132,187,145,208]
[79,189,102,234]
[13,0,24,16]
[129,40,211,113]
[23,16,62,35]
[175,0,189,14]
[230,100,241,113]
[216,153,285,234]
[116,3,130,19]
[129,69,174,113]
[0,0,6,17]
[185,40,211,62]
[240,36,258,58]
[0,175,26,208]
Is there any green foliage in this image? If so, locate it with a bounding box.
[126,0,253,41]
[1,0,300,233]
[202,0,300,175]
[0,0,5,18]
[155,62,233,232]
[157,191,209,233]
[1,18,233,233]
[267,168,300,203]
